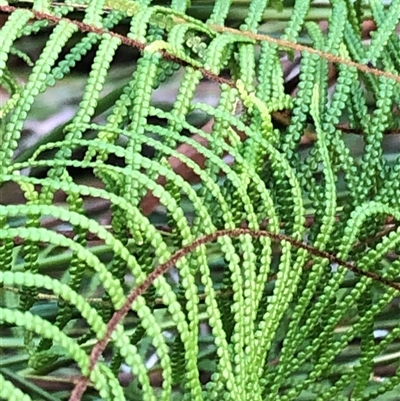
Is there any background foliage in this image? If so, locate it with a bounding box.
[0,0,399,400]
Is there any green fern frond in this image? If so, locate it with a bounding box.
[1,1,399,400]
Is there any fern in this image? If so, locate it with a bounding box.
[0,1,399,400]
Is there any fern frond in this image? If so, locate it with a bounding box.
[1,1,399,400]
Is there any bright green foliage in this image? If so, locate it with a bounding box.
[0,1,399,400]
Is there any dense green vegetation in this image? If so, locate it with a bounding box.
[0,1,399,400]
